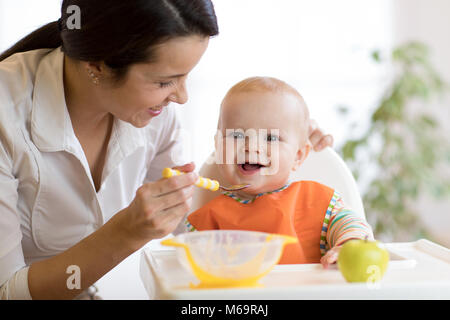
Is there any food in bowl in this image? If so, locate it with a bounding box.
[161,230,297,288]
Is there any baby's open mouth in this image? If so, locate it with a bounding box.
[237,162,266,175]
[240,163,263,171]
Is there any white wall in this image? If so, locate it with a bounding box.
[0,0,60,51]
[0,0,393,168]
[392,0,450,247]
[182,0,393,167]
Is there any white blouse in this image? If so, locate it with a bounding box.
[0,47,186,298]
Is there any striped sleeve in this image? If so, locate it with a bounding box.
[185,218,197,232]
[325,192,374,249]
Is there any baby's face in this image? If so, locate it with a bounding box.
[215,90,309,197]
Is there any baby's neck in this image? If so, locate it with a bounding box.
[231,181,291,200]
[232,190,255,201]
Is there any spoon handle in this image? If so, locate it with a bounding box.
[162,168,219,191]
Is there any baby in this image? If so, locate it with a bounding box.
[185,76,374,268]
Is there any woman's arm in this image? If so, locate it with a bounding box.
[27,211,135,299]
[28,164,197,300]
[0,244,30,300]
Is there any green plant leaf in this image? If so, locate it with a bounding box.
[337,41,450,241]
[371,50,381,63]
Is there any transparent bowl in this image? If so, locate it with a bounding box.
[161,230,297,288]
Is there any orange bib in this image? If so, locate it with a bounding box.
[188,181,334,264]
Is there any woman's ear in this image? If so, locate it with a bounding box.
[292,143,311,171]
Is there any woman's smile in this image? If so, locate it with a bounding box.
[147,105,166,116]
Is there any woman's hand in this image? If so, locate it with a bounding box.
[320,245,342,269]
[119,162,198,247]
[308,119,334,152]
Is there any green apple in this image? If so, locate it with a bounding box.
[337,238,389,283]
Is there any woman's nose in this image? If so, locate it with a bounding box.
[169,81,188,105]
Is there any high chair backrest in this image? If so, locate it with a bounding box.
[190,147,365,219]
[290,147,365,219]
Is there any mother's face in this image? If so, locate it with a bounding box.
[103,35,209,128]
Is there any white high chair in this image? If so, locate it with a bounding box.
[291,147,365,218]
[190,147,366,219]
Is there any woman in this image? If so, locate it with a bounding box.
[0,0,332,300]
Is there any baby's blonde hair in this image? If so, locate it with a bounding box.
[224,76,303,101]
[219,76,310,145]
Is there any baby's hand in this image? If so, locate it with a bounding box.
[320,246,342,269]
[309,119,334,152]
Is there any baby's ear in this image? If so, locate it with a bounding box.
[292,143,311,171]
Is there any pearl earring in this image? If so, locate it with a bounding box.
[87,69,100,85]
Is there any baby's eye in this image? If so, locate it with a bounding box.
[266,135,279,142]
[231,132,245,139]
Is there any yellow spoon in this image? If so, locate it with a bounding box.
[162,168,250,192]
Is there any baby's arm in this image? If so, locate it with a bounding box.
[320,193,374,268]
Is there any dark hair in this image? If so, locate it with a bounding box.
[0,0,218,82]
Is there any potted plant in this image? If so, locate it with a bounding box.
[337,42,450,241]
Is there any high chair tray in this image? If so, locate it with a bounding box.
[139,239,450,299]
